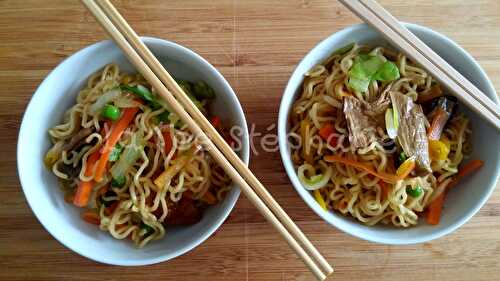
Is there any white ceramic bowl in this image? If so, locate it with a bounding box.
[278,23,499,244]
[17,37,250,264]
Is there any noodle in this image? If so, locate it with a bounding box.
[290,43,472,227]
[45,64,232,246]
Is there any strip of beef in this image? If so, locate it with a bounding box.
[164,197,203,225]
[390,92,432,172]
[343,90,390,149]
[62,127,93,152]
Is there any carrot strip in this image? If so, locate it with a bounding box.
[324,155,409,184]
[94,107,140,182]
[162,129,173,154]
[426,192,445,225]
[427,159,484,225]
[417,84,443,103]
[379,180,390,199]
[81,211,100,225]
[428,107,450,140]
[73,150,101,207]
[448,160,484,189]
[318,123,338,147]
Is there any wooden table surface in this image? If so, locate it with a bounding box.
[1,0,499,280]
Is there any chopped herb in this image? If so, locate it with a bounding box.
[108,144,123,162]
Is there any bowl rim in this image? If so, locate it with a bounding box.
[277,22,499,244]
[17,37,250,265]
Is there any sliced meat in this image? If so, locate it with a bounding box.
[62,127,93,152]
[164,197,203,225]
[390,91,431,172]
[343,92,390,149]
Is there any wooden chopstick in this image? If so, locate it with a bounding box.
[95,0,334,276]
[339,0,500,131]
[81,0,333,279]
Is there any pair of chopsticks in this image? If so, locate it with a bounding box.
[81,0,333,280]
[339,0,500,130]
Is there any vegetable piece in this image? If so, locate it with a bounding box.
[74,181,93,207]
[210,116,221,130]
[347,54,400,92]
[426,160,483,225]
[385,108,398,139]
[417,84,443,103]
[140,222,155,236]
[94,107,140,182]
[318,123,338,147]
[300,120,314,164]
[372,61,400,81]
[154,153,192,189]
[347,76,371,93]
[427,97,456,140]
[298,164,333,190]
[102,104,121,121]
[313,190,328,211]
[406,185,423,198]
[332,42,355,56]
[347,55,383,92]
[447,160,484,189]
[73,150,101,207]
[120,84,161,110]
[427,108,449,140]
[110,132,144,182]
[108,144,123,162]
[428,139,450,161]
[176,80,193,95]
[88,88,121,115]
[426,192,445,225]
[111,175,126,187]
[162,129,173,155]
[396,157,416,178]
[44,141,64,167]
[187,92,203,109]
[81,211,100,225]
[155,111,170,123]
[193,81,215,99]
[379,180,390,199]
[324,155,405,184]
[398,152,407,163]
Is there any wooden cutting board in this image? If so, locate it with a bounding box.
[1,0,499,280]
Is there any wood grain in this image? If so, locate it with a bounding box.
[1,0,499,280]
